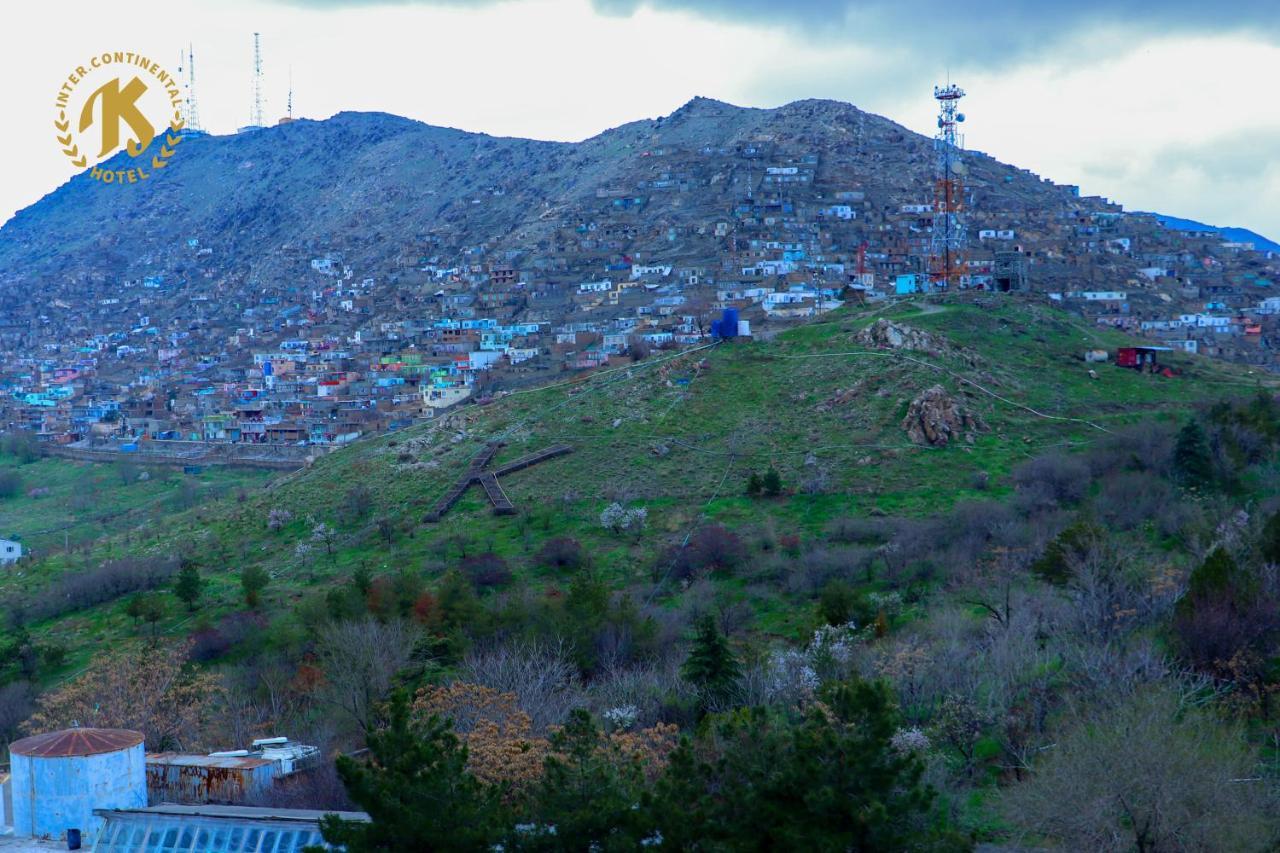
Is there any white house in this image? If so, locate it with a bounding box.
[0,539,22,565]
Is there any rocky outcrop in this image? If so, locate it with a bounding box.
[855,319,947,356]
[901,384,987,447]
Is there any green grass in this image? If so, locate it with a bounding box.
[0,454,269,555]
[5,295,1276,660]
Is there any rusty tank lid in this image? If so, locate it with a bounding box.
[10,727,144,758]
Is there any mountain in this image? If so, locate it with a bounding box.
[1144,213,1280,253]
[0,97,1097,299]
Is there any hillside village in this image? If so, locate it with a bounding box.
[1,98,1277,462]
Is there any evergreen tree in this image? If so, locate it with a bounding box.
[681,615,741,707]
[648,680,967,851]
[1182,546,1255,610]
[762,467,783,497]
[745,471,763,497]
[240,564,269,609]
[517,710,648,851]
[317,691,506,852]
[172,560,203,612]
[1172,419,1213,490]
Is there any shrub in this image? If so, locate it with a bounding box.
[462,553,513,590]
[1013,452,1091,511]
[818,579,858,626]
[340,484,374,523]
[536,537,585,572]
[665,525,747,582]
[826,517,889,546]
[2,556,179,624]
[0,470,22,499]
[241,565,270,609]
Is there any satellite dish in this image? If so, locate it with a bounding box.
[957,113,966,122]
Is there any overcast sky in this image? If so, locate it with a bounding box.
[2,0,1277,238]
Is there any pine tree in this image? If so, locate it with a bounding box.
[1172,419,1213,490]
[746,471,763,497]
[173,560,203,612]
[682,615,741,706]
[317,691,506,851]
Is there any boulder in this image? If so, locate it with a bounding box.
[856,318,946,354]
[901,384,987,447]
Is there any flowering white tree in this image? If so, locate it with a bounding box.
[600,502,648,535]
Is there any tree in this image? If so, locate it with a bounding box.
[1172,419,1213,490]
[22,640,223,751]
[241,564,270,609]
[317,691,507,852]
[125,591,167,641]
[173,559,203,612]
[518,709,650,850]
[650,680,963,851]
[314,618,421,731]
[1002,687,1277,852]
[745,471,763,497]
[762,467,783,497]
[681,615,740,708]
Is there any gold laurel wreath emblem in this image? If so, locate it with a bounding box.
[54,109,185,171]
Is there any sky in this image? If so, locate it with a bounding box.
[1,0,1277,238]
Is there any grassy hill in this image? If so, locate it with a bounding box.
[5,294,1272,667]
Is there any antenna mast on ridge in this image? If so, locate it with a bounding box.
[177,45,202,132]
[249,32,264,128]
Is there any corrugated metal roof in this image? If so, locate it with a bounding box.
[146,752,273,769]
[9,727,143,757]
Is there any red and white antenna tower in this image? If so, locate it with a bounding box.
[929,83,967,289]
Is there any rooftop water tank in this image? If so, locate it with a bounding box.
[9,727,147,844]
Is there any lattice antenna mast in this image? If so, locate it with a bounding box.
[929,83,967,289]
[249,32,264,128]
[178,45,202,132]
[287,66,293,120]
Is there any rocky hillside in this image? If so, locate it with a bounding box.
[0,97,1088,294]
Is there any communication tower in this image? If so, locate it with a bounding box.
[177,45,202,132]
[249,32,264,129]
[929,83,967,289]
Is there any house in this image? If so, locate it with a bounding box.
[1116,346,1172,372]
[0,538,22,565]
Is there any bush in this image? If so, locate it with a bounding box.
[818,579,858,626]
[536,537,585,572]
[0,470,22,499]
[2,556,179,624]
[462,553,513,590]
[340,484,374,523]
[664,525,747,582]
[1013,452,1091,511]
[825,517,889,546]
[1093,471,1173,531]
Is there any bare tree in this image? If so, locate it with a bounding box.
[458,639,582,732]
[1002,686,1278,852]
[314,618,421,731]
